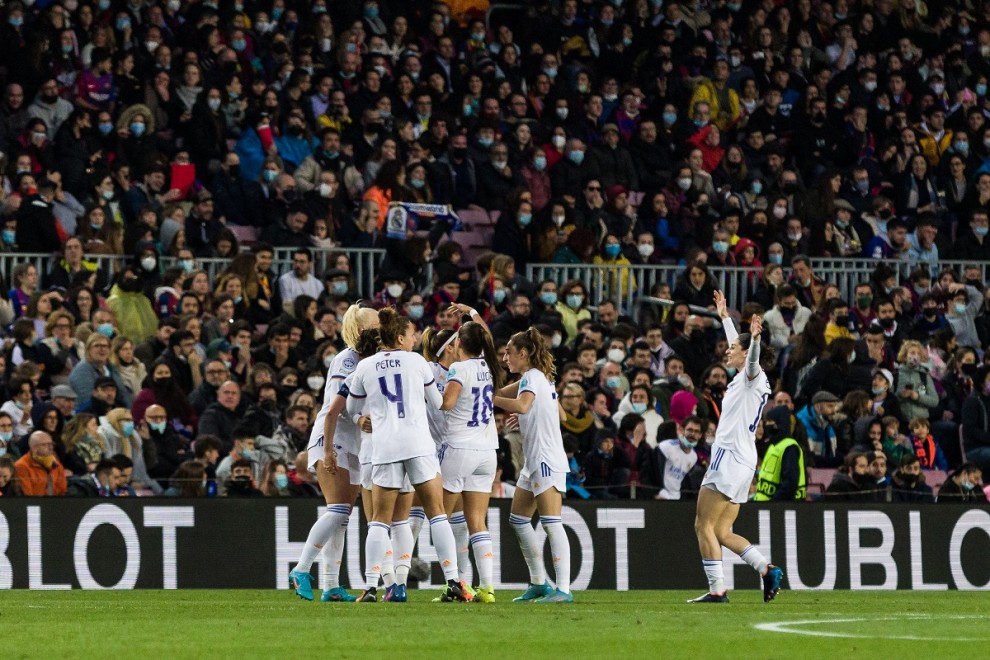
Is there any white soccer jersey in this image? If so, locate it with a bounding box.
[712,368,771,471]
[309,348,361,455]
[425,361,449,445]
[347,350,442,464]
[444,358,498,450]
[517,368,568,474]
[657,439,698,500]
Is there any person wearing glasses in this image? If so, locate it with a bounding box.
[68,333,128,407]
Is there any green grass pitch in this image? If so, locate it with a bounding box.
[3,590,986,658]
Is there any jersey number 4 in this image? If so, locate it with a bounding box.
[467,385,494,427]
[378,375,406,418]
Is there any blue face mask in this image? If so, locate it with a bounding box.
[540,292,558,306]
[679,435,698,449]
[954,302,968,315]
[605,244,621,258]
[751,181,763,195]
[410,178,426,189]
[518,213,533,226]
[975,226,989,237]
[606,376,622,389]
[0,430,13,442]
[129,122,145,137]
[98,122,114,136]
[97,323,115,338]
[179,259,195,273]
[149,421,167,434]
[9,16,23,27]
[240,448,257,461]
[478,136,493,148]
[631,402,648,414]
[872,386,886,396]
[955,142,970,156]
[232,39,247,52]
[262,169,278,183]
[566,293,583,309]
[275,473,290,489]
[272,8,284,20]
[365,6,379,18]
[2,229,15,245]
[533,156,547,171]
[408,304,424,320]
[978,84,988,96]
[116,18,131,31]
[234,296,243,304]
[768,253,783,265]
[568,150,585,165]
[332,281,348,295]
[712,240,730,254]
[662,111,677,126]
[493,288,507,304]
[121,421,135,436]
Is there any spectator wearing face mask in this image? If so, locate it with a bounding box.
[936,464,983,503]
[890,453,934,503]
[753,405,807,501]
[944,281,983,349]
[98,408,157,494]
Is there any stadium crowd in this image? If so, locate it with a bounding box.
[0,0,989,504]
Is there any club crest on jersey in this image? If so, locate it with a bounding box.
[520,378,529,389]
[448,368,457,378]
[342,356,356,370]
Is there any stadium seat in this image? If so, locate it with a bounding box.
[807,468,836,493]
[454,208,491,229]
[926,469,949,492]
[228,224,259,245]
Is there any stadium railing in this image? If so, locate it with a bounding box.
[526,258,985,316]
[0,248,387,291]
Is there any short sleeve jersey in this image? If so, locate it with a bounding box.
[444,358,498,450]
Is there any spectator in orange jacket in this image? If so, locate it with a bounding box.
[14,431,67,496]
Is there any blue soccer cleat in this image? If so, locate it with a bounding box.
[389,584,407,602]
[512,581,553,602]
[289,570,314,601]
[321,587,356,602]
[763,565,783,603]
[533,588,574,603]
[687,592,729,603]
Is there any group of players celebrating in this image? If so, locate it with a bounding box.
[287,291,783,605]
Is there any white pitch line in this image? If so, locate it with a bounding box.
[754,615,988,641]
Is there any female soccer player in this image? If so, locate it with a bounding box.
[690,290,783,604]
[347,308,464,603]
[289,304,380,602]
[439,315,504,603]
[493,328,573,603]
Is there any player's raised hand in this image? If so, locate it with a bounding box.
[749,314,763,339]
[713,290,728,319]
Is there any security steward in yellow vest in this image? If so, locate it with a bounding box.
[754,405,806,501]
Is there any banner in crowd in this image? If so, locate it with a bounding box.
[0,501,987,591]
[385,202,460,240]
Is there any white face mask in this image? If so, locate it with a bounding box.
[556,107,569,119]
[319,182,334,198]
[552,214,566,227]
[140,256,157,271]
[773,206,788,219]
[638,243,655,258]
[386,283,404,298]
[607,348,626,363]
[552,135,566,149]
[552,334,562,348]
[307,375,325,391]
[677,177,692,191]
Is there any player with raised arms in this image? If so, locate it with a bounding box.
[438,308,504,603]
[346,307,465,603]
[289,303,380,602]
[493,328,574,603]
[690,290,783,604]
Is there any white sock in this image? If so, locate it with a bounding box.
[703,558,726,595]
[409,506,427,545]
[740,545,769,576]
[450,512,472,584]
[295,507,341,573]
[365,522,390,590]
[320,504,351,589]
[382,536,395,588]
[469,531,494,589]
[541,516,570,594]
[429,515,460,582]
[391,519,414,586]
[509,513,546,585]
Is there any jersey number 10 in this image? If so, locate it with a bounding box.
[378,375,406,418]
[467,385,494,427]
